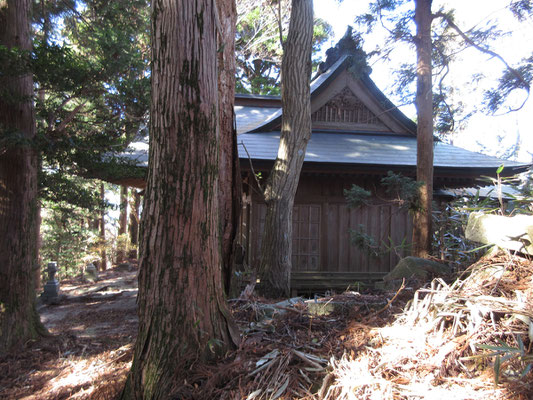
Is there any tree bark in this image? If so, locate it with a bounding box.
[34,0,50,291]
[258,0,314,297]
[0,0,47,352]
[412,0,434,258]
[217,0,242,295]
[99,182,107,271]
[128,189,141,258]
[117,185,128,263]
[121,0,239,398]
[35,202,42,290]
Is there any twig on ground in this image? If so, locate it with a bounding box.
[369,279,406,318]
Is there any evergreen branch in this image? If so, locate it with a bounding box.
[54,100,88,133]
[434,11,530,93]
[435,45,455,132]
[271,1,284,48]
[491,92,530,114]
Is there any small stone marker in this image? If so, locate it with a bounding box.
[42,262,60,304]
[86,263,99,282]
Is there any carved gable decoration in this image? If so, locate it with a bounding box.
[312,87,384,127]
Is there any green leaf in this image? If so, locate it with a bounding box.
[465,243,494,253]
[496,164,504,175]
[494,355,501,385]
[520,363,532,378]
[517,335,525,354]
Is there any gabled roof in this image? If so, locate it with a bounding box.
[117,34,530,185]
[234,47,529,180]
[242,55,417,135]
[235,105,279,134]
[237,131,526,172]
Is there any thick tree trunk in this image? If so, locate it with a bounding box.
[258,0,314,298]
[128,189,141,258]
[0,0,47,352]
[121,1,239,398]
[412,0,434,258]
[117,185,128,263]
[217,0,241,295]
[99,182,107,270]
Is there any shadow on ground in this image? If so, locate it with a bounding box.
[0,269,138,400]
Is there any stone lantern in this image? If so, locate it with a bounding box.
[42,262,60,304]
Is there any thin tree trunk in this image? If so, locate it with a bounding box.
[128,189,141,258]
[258,0,314,298]
[99,182,107,270]
[217,0,241,295]
[117,185,128,263]
[0,0,47,352]
[412,0,434,257]
[35,203,42,290]
[35,0,50,291]
[121,1,239,398]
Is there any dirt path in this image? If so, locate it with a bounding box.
[0,269,139,400]
[3,253,529,399]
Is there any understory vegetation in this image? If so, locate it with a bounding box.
[40,181,136,280]
[345,169,533,271]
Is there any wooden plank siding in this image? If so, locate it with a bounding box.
[242,174,413,282]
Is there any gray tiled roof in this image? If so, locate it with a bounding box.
[436,185,521,199]
[122,130,526,171]
[244,56,348,133]
[121,136,149,167]
[119,53,528,174]
[235,106,280,134]
[237,131,524,169]
[310,55,346,92]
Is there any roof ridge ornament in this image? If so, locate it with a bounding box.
[316,26,371,79]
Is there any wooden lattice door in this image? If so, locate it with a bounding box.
[292,205,321,271]
[255,204,321,271]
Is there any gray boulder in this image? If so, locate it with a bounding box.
[384,256,452,282]
[466,212,533,255]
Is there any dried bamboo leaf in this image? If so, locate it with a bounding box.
[246,389,262,399]
[256,349,280,367]
[249,358,276,377]
[299,368,312,385]
[271,376,289,399]
[292,349,326,370]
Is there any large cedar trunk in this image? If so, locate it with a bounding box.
[412,0,434,257]
[217,0,241,295]
[121,1,239,398]
[0,0,46,352]
[258,0,314,297]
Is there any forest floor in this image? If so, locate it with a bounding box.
[0,268,138,400]
[0,251,532,399]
